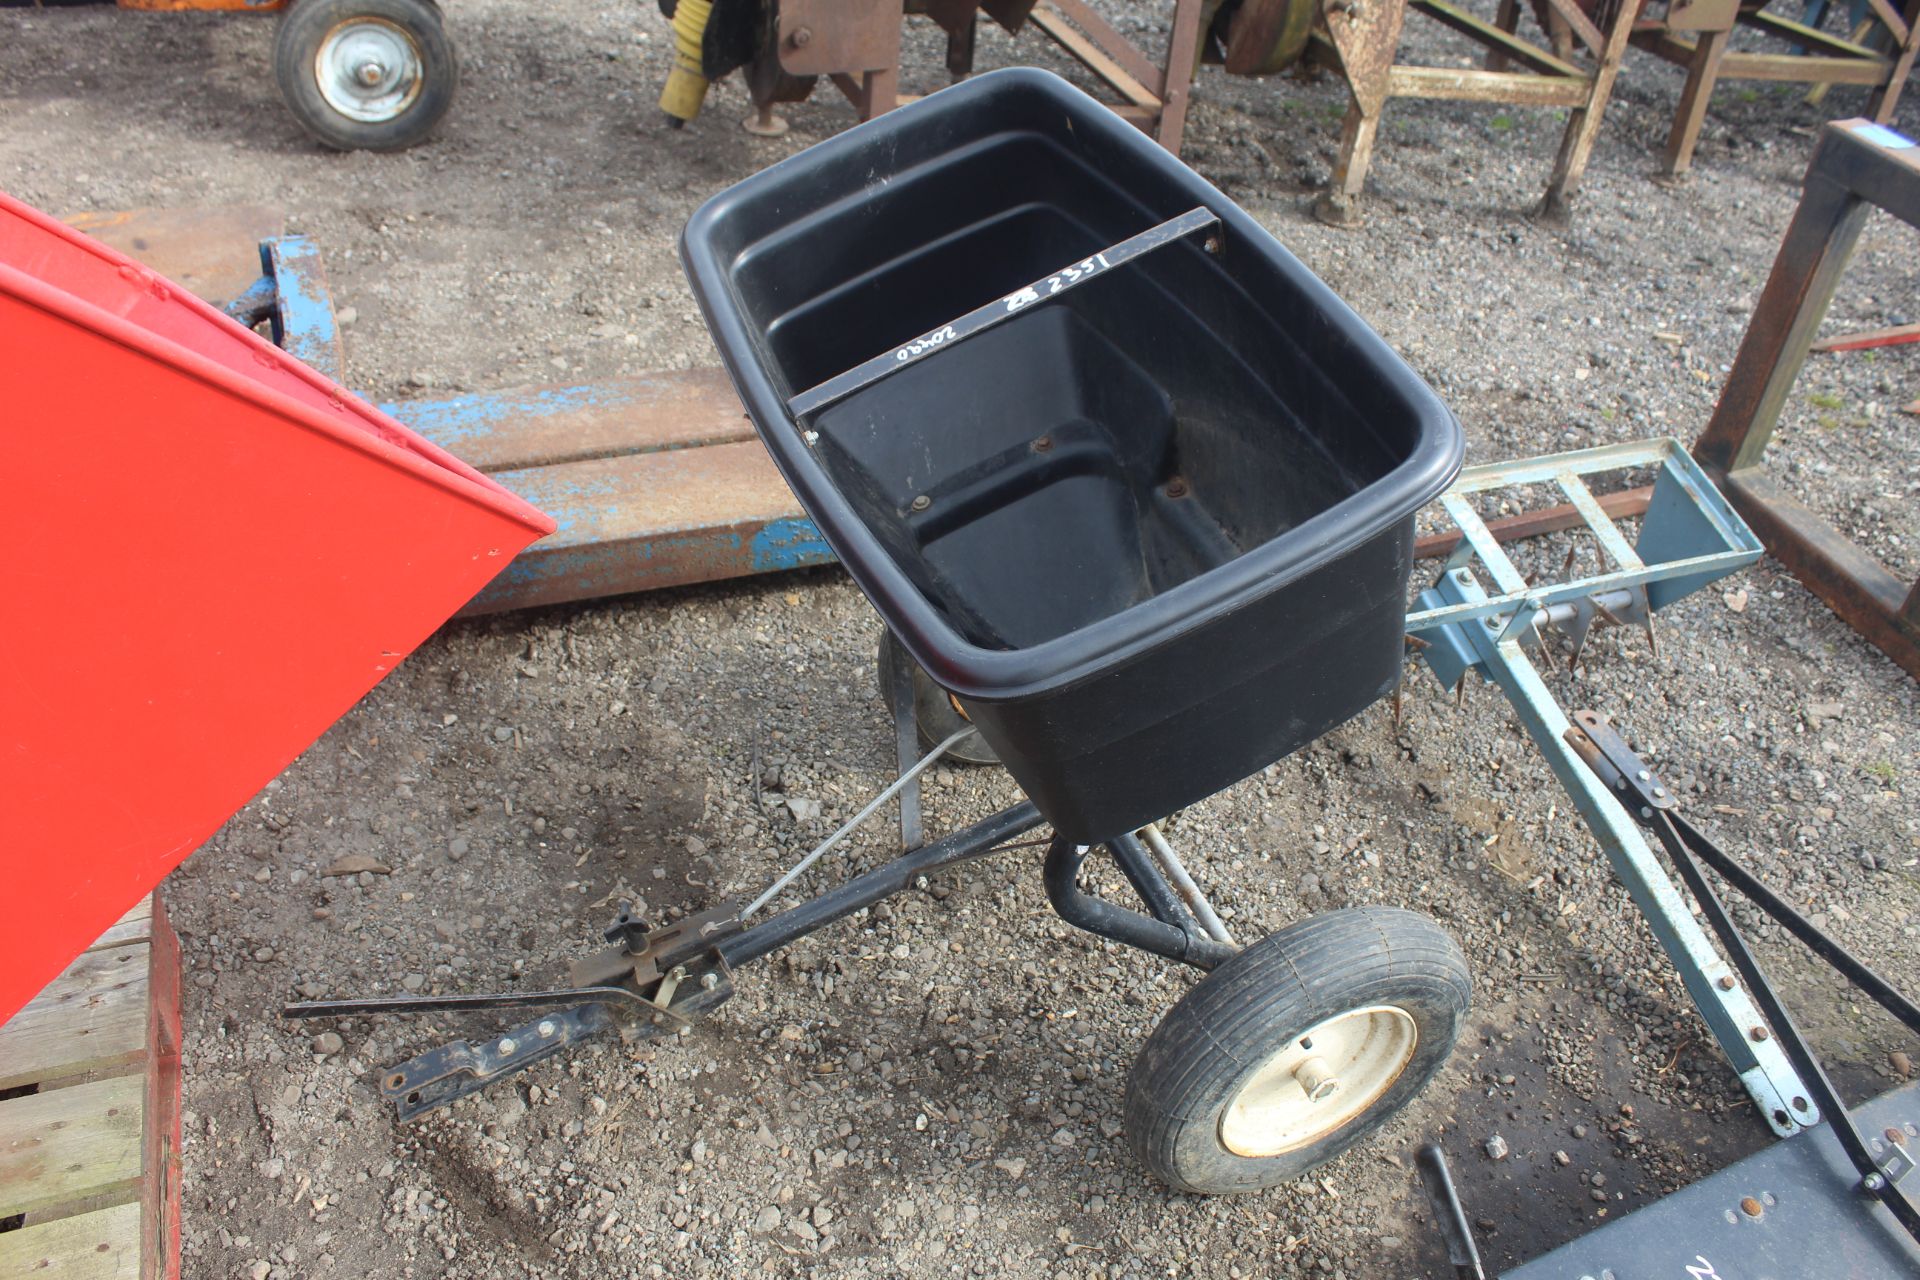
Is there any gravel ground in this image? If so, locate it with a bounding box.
[5,3,1919,1277]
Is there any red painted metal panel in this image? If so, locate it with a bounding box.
[0,191,556,1025]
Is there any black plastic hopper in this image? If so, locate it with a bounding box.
[682,68,1463,842]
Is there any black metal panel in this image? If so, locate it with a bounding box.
[1504,1080,1920,1278]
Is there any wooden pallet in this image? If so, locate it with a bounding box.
[0,896,183,1280]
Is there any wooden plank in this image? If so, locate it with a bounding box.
[1633,27,1705,66]
[1412,0,1583,76]
[1716,50,1891,83]
[1663,26,1730,175]
[1156,0,1205,152]
[84,899,153,955]
[61,207,283,307]
[383,369,753,473]
[1030,5,1163,109]
[142,898,183,1280]
[0,948,150,1091]
[1387,65,1591,105]
[1864,0,1911,43]
[0,1200,141,1280]
[1741,8,1885,58]
[1540,0,1607,54]
[459,441,833,615]
[0,1076,144,1219]
[1809,320,1920,351]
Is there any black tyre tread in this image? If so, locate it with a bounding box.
[274,0,457,152]
[1125,907,1469,1194]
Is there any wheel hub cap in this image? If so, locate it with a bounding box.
[1219,1006,1418,1158]
[315,19,424,123]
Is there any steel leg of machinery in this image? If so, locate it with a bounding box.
[1415,564,1812,1135]
[1042,836,1237,971]
[1406,438,1813,1135]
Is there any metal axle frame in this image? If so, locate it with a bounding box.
[287,794,1242,1116]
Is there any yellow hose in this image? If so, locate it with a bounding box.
[659,0,716,125]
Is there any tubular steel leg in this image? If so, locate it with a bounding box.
[1424,569,1812,1134]
[1139,823,1236,946]
[1663,27,1731,176]
[888,640,924,852]
[1043,838,1235,970]
[1108,832,1194,928]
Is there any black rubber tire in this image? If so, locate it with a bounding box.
[875,631,999,766]
[1125,907,1470,1194]
[274,0,457,152]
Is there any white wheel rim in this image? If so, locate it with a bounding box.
[1218,1005,1419,1158]
[314,18,424,123]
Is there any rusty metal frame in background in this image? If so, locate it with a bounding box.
[1692,118,1920,679]
[1306,0,1639,225]
[759,0,1207,152]
[1632,0,1920,177]
[1020,0,1208,152]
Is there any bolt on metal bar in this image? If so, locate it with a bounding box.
[743,725,980,918]
[785,206,1221,419]
[1440,494,1530,596]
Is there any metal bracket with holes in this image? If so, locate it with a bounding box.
[379,1002,617,1121]
[1406,438,1811,1136]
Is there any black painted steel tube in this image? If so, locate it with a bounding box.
[1042,837,1233,970]
[1108,831,1195,929]
[1415,1143,1486,1280]
[717,802,1045,969]
[1672,812,1920,1036]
